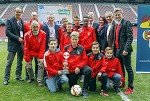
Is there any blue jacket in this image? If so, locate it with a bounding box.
[42,22,60,51]
[6,16,24,52]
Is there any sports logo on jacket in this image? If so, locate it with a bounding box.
[77,50,80,55]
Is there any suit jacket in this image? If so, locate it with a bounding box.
[42,22,60,51]
[96,24,107,51]
[110,19,133,53]
[106,20,115,47]
[92,22,99,35]
[6,16,24,52]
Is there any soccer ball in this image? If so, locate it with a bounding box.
[71,85,82,96]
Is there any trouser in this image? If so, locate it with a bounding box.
[26,58,44,83]
[106,73,121,90]
[115,49,134,88]
[26,58,38,79]
[67,65,92,90]
[96,73,108,91]
[4,48,23,81]
[46,74,68,92]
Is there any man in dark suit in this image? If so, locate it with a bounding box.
[87,12,99,35]
[42,14,60,51]
[111,8,134,94]
[4,7,24,85]
[105,11,115,48]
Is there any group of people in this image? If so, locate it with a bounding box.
[3,6,134,98]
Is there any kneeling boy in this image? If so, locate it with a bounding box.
[87,41,108,96]
[44,38,68,92]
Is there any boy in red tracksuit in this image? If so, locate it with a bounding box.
[87,41,108,97]
[58,17,68,44]
[105,47,125,93]
[60,23,72,51]
[24,21,46,87]
[73,16,81,31]
[44,38,68,92]
[78,16,96,54]
[63,31,92,98]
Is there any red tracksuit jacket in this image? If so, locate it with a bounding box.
[24,20,43,34]
[78,26,96,51]
[73,25,81,31]
[58,26,66,43]
[60,32,72,51]
[44,50,63,78]
[105,57,125,82]
[87,53,106,78]
[24,30,46,62]
[63,44,87,73]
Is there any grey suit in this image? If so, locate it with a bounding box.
[4,16,24,81]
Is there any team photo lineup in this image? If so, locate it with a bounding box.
[3,5,135,99]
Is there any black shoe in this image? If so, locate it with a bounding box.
[114,88,121,93]
[16,77,24,81]
[58,84,63,91]
[27,79,34,83]
[82,89,88,98]
[4,80,8,85]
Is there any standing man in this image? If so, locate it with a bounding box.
[63,31,92,98]
[24,12,43,34]
[112,8,134,94]
[42,14,60,51]
[24,21,46,87]
[4,7,24,85]
[24,11,43,80]
[78,16,96,54]
[87,12,99,34]
[105,11,115,48]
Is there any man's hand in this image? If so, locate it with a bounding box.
[58,70,62,75]
[123,51,128,56]
[97,72,102,77]
[18,37,24,43]
[75,67,80,74]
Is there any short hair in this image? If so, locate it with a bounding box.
[83,16,89,19]
[74,16,80,19]
[15,7,23,13]
[88,12,94,18]
[67,22,72,25]
[30,20,39,28]
[71,31,79,37]
[62,17,68,21]
[48,38,58,44]
[105,47,113,52]
[105,11,113,17]
[47,14,55,19]
[92,41,100,46]
[31,12,37,16]
[113,8,123,14]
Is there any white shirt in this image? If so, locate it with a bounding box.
[107,23,112,42]
[48,24,56,38]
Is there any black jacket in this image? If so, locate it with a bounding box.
[6,16,24,52]
[111,19,133,53]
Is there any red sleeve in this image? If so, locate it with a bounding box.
[117,59,125,82]
[100,55,107,73]
[76,48,87,69]
[44,52,58,75]
[60,33,64,51]
[38,31,46,59]
[24,34,30,62]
